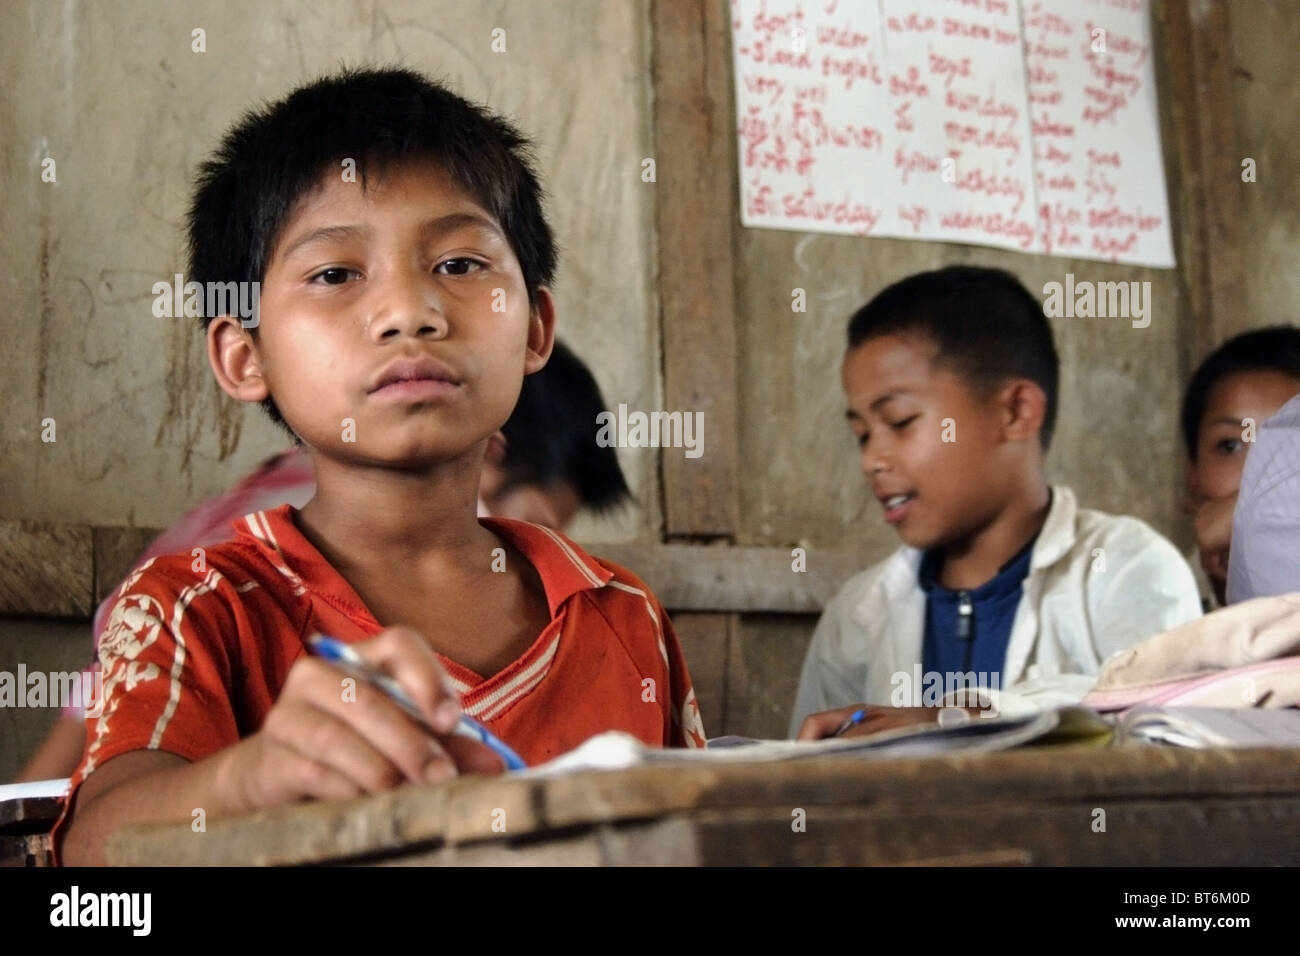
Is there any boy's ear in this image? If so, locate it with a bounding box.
[207,316,270,403]
[524,287,557,374]
[998,379,1047,444]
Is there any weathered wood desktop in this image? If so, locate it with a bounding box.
[105,746,1300,866]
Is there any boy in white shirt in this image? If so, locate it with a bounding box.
[791,267,1201,738]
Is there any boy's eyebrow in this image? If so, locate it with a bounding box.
[279,214,505,262]
[1209,415,1250,428]
[420,212,506,242]
[845,391,908,421]
[279,224,371,261]
[868,391,908,412]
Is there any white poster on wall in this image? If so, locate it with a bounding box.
[730,0,1176,267]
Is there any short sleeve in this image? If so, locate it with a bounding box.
[654,596,707,749]
[74,559,243,787]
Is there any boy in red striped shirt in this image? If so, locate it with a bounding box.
[59,68,703,865]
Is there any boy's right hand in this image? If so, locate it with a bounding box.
[796,703,940,741]
[224,626,505,813]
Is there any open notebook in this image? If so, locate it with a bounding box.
[1116,706,1300,748]
[518,708,1102,778]
[520,705,1300,778]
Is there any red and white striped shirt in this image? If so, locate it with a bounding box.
[69,504,706,798]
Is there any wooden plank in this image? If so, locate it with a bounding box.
[1159,0,1249,362]
[0,519,93,617]
[93,526,161,605]
[1189,0,1248,346]
[687,798,1300,866]
[2,523,859,618]
[651,0,740,538]
[375,817,700,867]
[669,612,730,735]
[107,746,1300,866]
[724,615,815,738]
[1152,0,1209,363]
[591,542,859,612]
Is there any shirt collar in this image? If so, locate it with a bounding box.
[878,485,1077,604]
[919,530,1037,599]
[479,516,614,616]
[233,505,612,621]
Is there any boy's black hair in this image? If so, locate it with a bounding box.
[188,66,557,430]
[500,340,631,512]
[1181,326,1300,460]
[846,266,1060,449]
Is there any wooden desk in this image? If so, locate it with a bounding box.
[0,793,63,867]
[108,746,1300,866]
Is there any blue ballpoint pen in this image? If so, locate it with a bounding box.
[305,633,527,771]
[832,708,868,738]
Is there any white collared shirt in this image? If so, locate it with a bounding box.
[789,486,1202,735]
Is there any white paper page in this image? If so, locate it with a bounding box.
[0,778,70,801]
[880,0,1038,252]
[731,0,893,236]
[729,0,1176,267]
[1122,708,1300,748]
[1022,0,1175,266]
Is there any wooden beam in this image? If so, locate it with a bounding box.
[0,520,93,617]
[0,519,859,618]
[650,0,740,538]
[93,526,160,605]
[593,541,857,612]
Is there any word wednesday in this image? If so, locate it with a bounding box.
[50,886,152,936]
[1041,273,1151,329]
[595,404,704,459]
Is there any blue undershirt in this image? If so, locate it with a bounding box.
[919,532,1038,688]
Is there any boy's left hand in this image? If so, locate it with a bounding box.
[1194,492,1238,585]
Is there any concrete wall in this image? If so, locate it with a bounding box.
[1230,0,1300,333]
[0,0,660,544]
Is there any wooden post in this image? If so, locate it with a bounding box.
[1159,0,1249,363]
[650,0,740,540]
[651,0,744,732]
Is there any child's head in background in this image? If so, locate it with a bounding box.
[1181,326,1300,603]
[480,339,633,528]
[842,266,1057,555]
[1182,326,1300,505]
[189,67,557,470]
